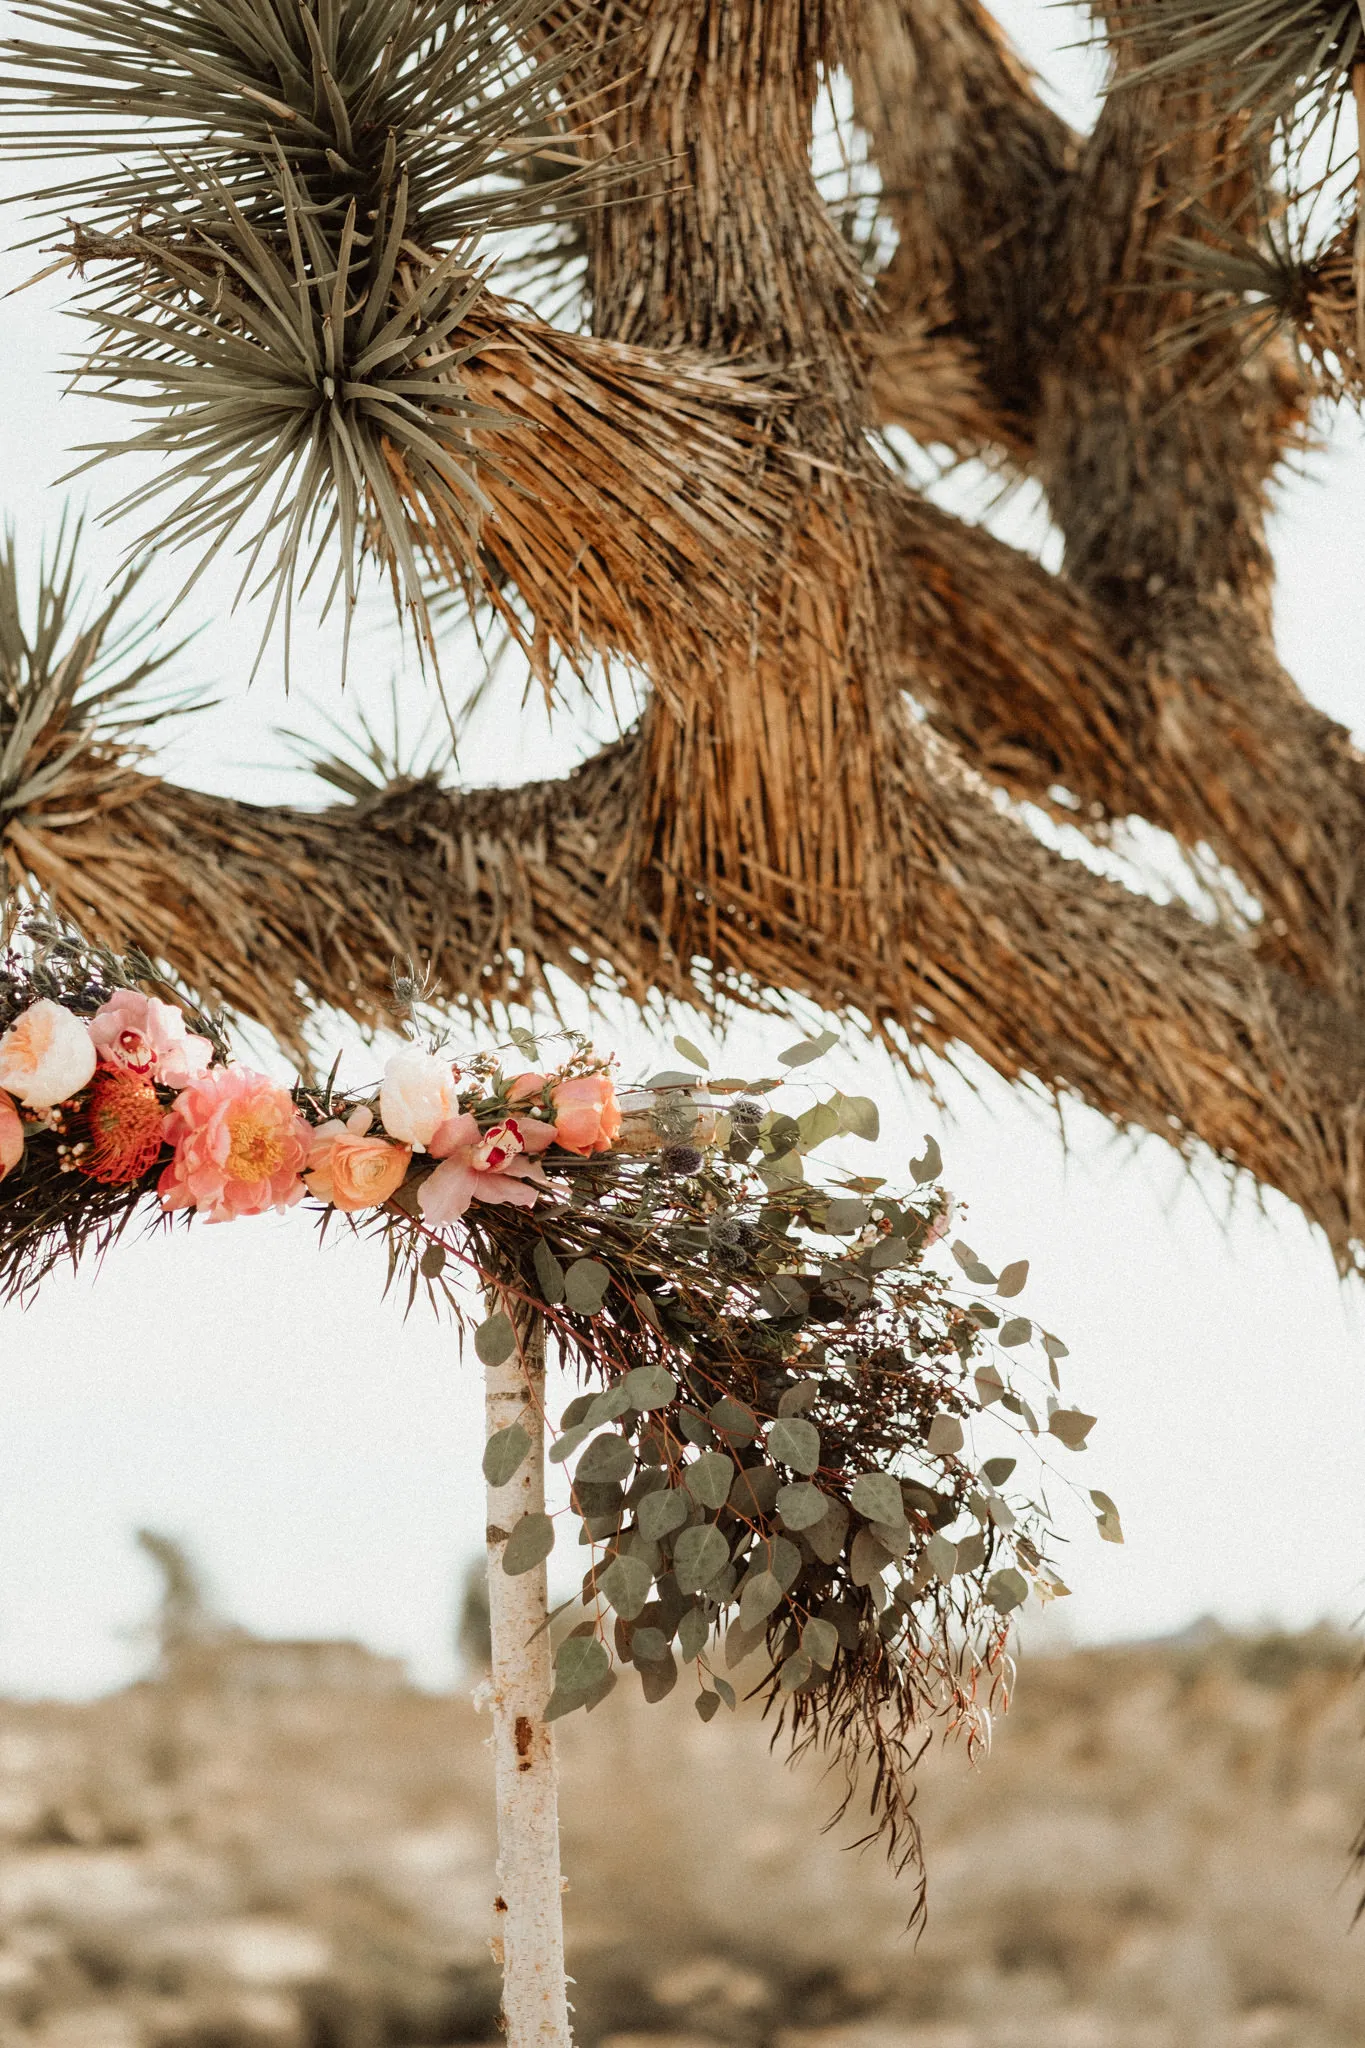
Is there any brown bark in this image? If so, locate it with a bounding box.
[853,0,1365,1014]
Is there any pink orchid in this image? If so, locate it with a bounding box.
[89,989,213,1088]
[419,1113,556,1225]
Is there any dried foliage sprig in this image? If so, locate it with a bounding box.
[0,916,1114,1917]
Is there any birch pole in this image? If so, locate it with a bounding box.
[483,1305,573,2048]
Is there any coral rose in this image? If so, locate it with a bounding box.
[419,1113,555,1225]
[0,1089,22,1183]
[380,1048,461,1151]
[550,1072,621,1156]
[0,999,96,1109]
[306,1107,411,1212]
[159,1066,310,1222]
[90,989,213,1088]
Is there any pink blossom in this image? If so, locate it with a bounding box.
[89,989,213,1088]
[925,1193,956,1246]
[159,1066,311,1222]
[0,1090,22,1182]
[419,1113,555,1224]
[0,999,96,1109]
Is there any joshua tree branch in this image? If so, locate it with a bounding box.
[9,702,1365,1264]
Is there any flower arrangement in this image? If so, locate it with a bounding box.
[0,916,1116,1913]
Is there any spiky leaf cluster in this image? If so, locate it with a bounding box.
[0,517,197,829]
[1121,0,1365,138]
[0,0,608,655]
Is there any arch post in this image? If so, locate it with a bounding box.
[482,1305,573,2048]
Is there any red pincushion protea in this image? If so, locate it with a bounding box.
[80,1065,166,1186]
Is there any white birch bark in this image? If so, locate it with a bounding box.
[483,1308,573,2048]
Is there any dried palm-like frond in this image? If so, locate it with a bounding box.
[277,676,455,802]
[61,166,502,664]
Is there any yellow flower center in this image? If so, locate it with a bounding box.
[225,1110,285,1182]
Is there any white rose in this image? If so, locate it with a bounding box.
[0,999,97,1109]
[379,1047,461,1151]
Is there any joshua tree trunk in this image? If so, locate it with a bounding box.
[482,1307,573,2048]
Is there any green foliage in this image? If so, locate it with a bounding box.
[474,1310,516,1365]
[482,1420,531,1486]
[501,1510,554,1575]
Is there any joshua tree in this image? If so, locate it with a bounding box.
[2,0,1365,1281]
[135,1526,220,1675]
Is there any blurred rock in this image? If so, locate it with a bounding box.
[0,1628,1359,2048]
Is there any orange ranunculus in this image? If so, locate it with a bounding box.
[549,1072,620,1156]
[306,1108,411,1212]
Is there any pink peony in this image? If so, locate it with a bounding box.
[305,1108,411,1212]
[0,999,96,1109]
[0,1089,22,1182]
[419,1113,555,1225]
[550,1072,621,1156]
[159,1066,310,1222]
[380,1047,461,1151]
[89,989,213,1088]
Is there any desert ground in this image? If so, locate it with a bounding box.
[0,1625,1360,2048]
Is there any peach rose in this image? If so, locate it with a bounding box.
[550,1072,621,1156]
[159,1066,310,1222]
[0,999,96,1109]
[380,1047,461,1151]
[89,989,213,1088]
[306,1107,411,1212]
[0,1089,23,1182]
[419,1113,555,1224]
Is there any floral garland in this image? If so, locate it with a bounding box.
[0,976,623,1219]
[0,919,1117,1913]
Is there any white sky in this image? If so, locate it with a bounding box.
[0,2,1362,1698]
